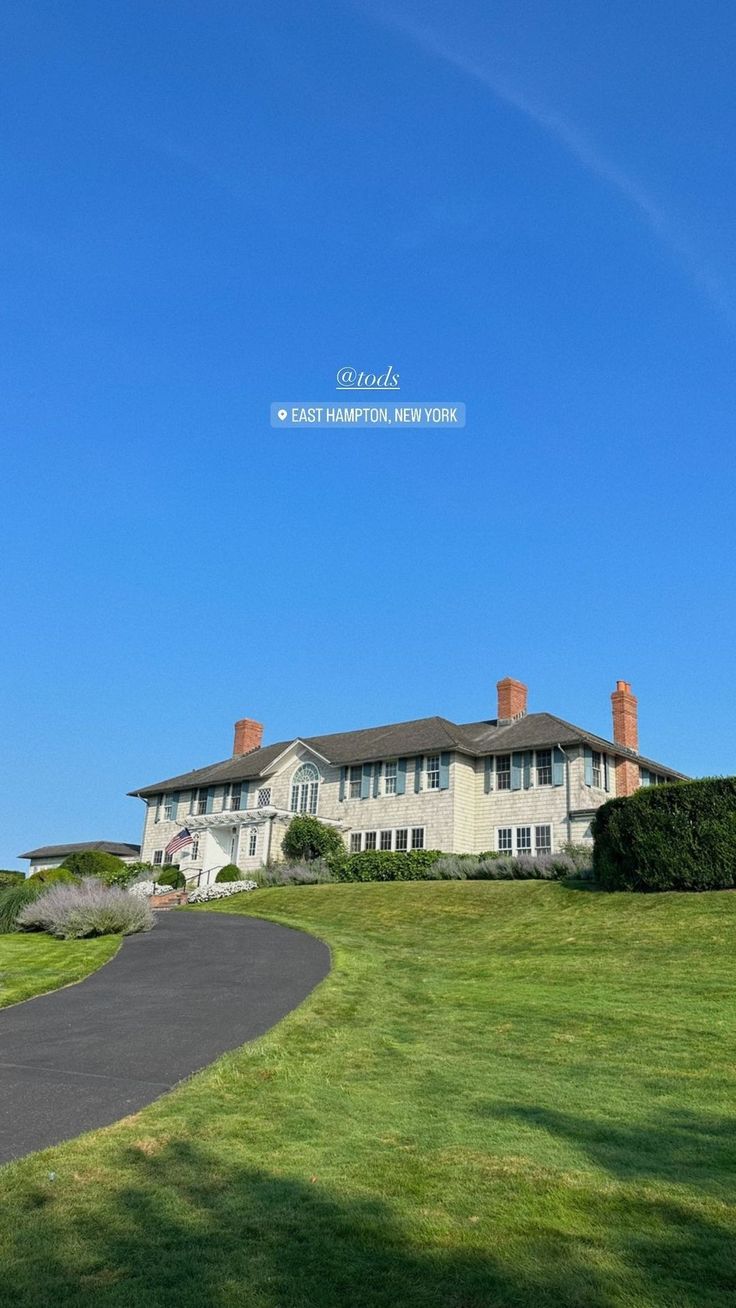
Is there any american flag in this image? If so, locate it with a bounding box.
[165,828,194,856]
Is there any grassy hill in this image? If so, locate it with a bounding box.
[1,880,735,1306]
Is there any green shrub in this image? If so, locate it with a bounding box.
[28,866,76,885]
[0,871,24,888]
[334,850,442,883]
[215,864,242,883]
[0,881,44,933]
[156,866,184,889]
[282,816,345,863]
[592,776,736,892]
[61,849,126,883]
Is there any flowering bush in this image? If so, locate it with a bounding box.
[17,878,154,939]
[128,880,165,898]
[188,880,257,903]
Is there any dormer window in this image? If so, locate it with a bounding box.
[291,762,320,815]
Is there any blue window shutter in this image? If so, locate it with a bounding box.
[522,753,532,789]
[360,763,372,799]
[240,783,248,809]
[439,752,450,790]
[584,747,593,786]
[339,767,346,802]
[205,787,214,814]
[172,790,180,817]
[604,755,611,792]
[396,758,407,795]
[414,757,423,793]
[484,756,492,794]
[511,753,523,790]
[373,762,382,798]
[553,748,565,786]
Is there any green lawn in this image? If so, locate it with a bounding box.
[0,932,119,1008]
[1,880,735,1307]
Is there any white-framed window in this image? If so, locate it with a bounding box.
[591,751,602,788]
[384,761,397,795]
[516,827,532,856]
[496,755,511,790]
[248,828,257,857]
[395,828,408,851]
[380,830,392,850]
[348,765,361,799]
[535,825,552,855]
[411,827,425,850]
[223,783,238,812]
[426,755,440,790]
[497,828,513,854]
[191,788,209,816]
[640,768,665,787]
[291,763,320,815]
[190,836,200,861]
[536,749,552,786]
[153,850,163,866]
[164,851,173,865]
[163,794,176,821]
[257,787,271,807]
[365,831,377,850]
[350,832,362,853]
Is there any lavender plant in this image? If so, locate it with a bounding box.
[17,878,154,939]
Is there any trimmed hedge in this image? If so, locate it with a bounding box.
[334,850,442,882]
[215,864,242,883]
[61,849,125,883]
[592,776,736,892]
[156,866,184,890]
[28,866,76,885]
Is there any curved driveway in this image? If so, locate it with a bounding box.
[0,911,330,1165]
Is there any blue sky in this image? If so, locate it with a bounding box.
[1,1,735,867]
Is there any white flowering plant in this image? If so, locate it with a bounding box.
[188,880,258,903]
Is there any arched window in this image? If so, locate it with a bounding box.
[291,762,320,815]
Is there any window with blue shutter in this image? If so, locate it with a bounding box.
[396,758,407,795]
[339,767,346,802]
[484,756,492,793]
[360,763,372,799]
[414,757,423,793]
[439,752,450,790]
[584,747,593,786]
[511,753,523,790]
[522,753,532,789]
[373,762,382,798]
[241,783,250,810]
[553,748,565,786]
[205,787,214,813]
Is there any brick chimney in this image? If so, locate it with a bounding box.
[233,718,264,756]
[497,677,528,723]
[611,680,639,796]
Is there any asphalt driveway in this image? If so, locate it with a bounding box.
[0,910,330,1165]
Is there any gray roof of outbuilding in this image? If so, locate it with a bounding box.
[129,711,687,797]
[19,841,141,860]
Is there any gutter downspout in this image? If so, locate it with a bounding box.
[555,743,573,847]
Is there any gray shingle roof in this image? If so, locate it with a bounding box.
[19,841,141,860]
[129,711,686,797]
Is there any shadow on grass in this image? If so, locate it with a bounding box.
[497,1103,736,1195]
[3,1138,735,1306]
